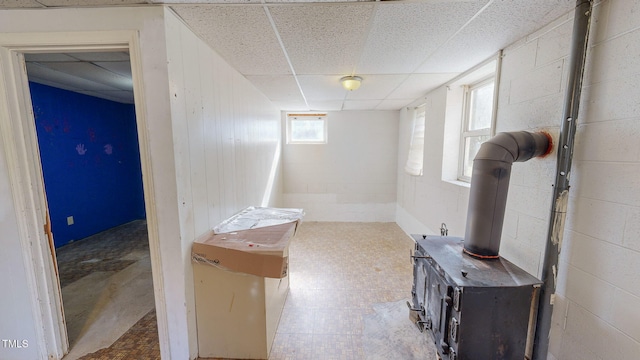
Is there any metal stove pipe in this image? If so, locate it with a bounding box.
[533,1,593,359]
[463,131,551,259]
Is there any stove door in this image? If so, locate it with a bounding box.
[411,253,430,331]
[427,266,454,357]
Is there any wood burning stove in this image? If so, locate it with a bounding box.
[409,132,551,360]
[410,235,541,360]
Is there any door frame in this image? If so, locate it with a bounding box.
[0,31,167,359]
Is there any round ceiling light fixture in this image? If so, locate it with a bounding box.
[340,75,362,91]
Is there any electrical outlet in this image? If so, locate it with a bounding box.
[67,216,74,226]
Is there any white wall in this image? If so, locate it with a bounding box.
[0,7,178,360]
[0,7,282,360]
[163,7,282,356]
[396,91,470,236]
[550,1,640,358]
[283,110,397,221]
[396,1,640,359]
[0,133,39,360]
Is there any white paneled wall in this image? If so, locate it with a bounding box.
[283,110,397,221]
[396,1,640,358]
[165,10,281,234]
[0,7,282,360]
[164,8,282,354]
[0,135,39,360]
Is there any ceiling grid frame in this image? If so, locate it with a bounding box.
[261,0,310,110]
[5,0,576,110]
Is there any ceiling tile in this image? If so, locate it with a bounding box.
[30,76,134,104]
[386,73,458,100]
[268,3,375,75]
[297,75,347,101]
[357,1,489,74]
[306,100,343,112]
[69,52,130,62]
[37,0,145,5]
[36,62,132,90]
[344,74,406,100]
[0,1,43,9]
[77,90,135,104]
[156,0,261,3]
[156,0,361,2]
[342,100,382,111]
[94,61,132,78]
[24,53,78,62]
[271,100,308,111]
[26,63,122,92]
[375,99,414,111]
[416,0,574,73]
[245,75,303,101]
[266,0,362,2]
[8,0,577,112]
[28,77,82,93]
[172,5,291,75]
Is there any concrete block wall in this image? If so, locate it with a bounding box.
[283,110,398,221]
[496,10,573,278]
[549,1,640,358]
[396,1,640,358]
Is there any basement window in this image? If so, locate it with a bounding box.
[459,78,495,181]
[404,105,426,176]
[286,113,327,144]
[441,54,500,185]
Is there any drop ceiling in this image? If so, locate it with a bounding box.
[24,52,134,104]
[7,0,575,111]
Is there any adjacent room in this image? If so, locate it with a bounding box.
[0,1,638,360]
[25,52,156,359]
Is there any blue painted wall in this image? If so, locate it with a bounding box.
[30,82,145,248]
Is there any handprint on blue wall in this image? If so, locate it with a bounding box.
[76,143,87,155]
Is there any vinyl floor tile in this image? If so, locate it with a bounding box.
[64,221,436,359]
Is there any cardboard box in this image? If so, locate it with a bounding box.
[192,221,298,278]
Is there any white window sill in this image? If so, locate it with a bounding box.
[443,179,471,189]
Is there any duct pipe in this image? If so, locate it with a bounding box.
[464,131,551,259]
[532,1,593,359]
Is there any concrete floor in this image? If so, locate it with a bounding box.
[55,220,155,360]
[55,221,438,359]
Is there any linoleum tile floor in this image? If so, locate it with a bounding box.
[64,221,437,359]
[56,220,157,360]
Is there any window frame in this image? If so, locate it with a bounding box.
[404,105,426,176]
[458,75,498,182]
[286,113,328,144]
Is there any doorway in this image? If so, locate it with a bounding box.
[24,52,157,359]
[0,29,176,359]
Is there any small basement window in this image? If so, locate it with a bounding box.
[286,113,328,144]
